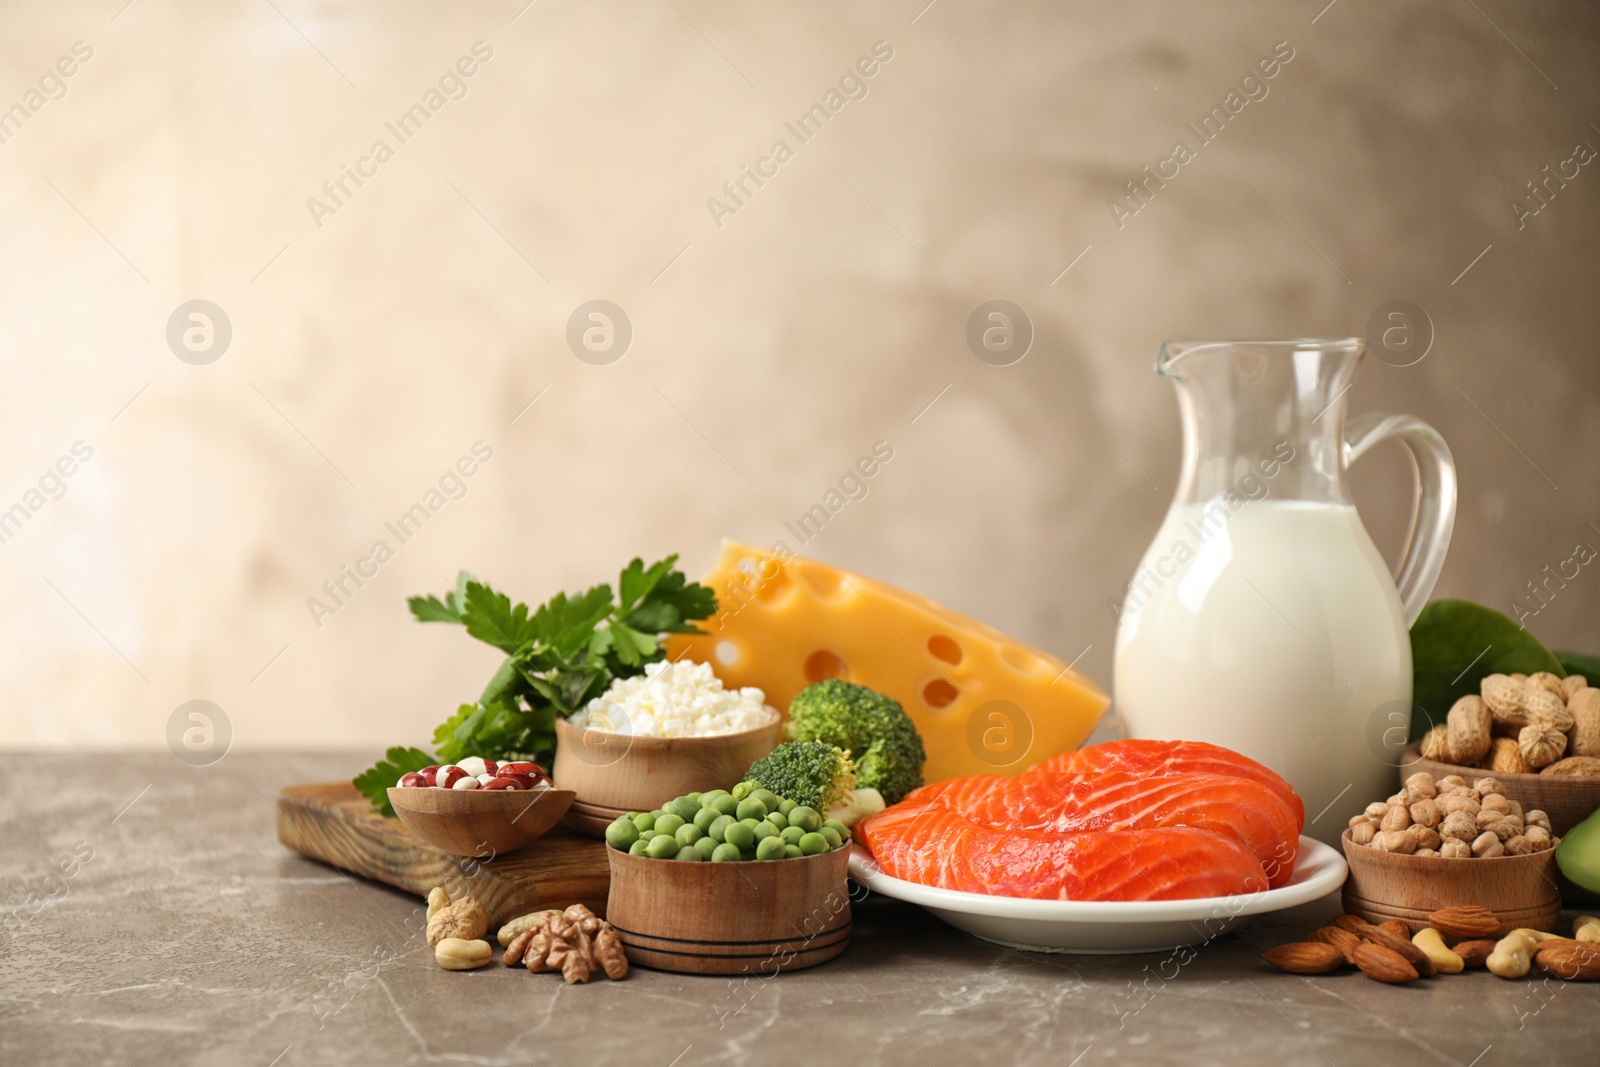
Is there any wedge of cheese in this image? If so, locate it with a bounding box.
[666,541,1110,783]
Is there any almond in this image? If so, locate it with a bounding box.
[1454,939,1496,968]
[1534,941,1600,981]
[1330,913,1372,934]
[1377,919,1412,941]
[1262,941,1345,975]
[1360,925,1436,976]
[1353,941,1418,983]
[1428,906,1501,941]
[1307,925,1362,964]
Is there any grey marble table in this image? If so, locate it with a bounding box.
[3,753,1596,1067]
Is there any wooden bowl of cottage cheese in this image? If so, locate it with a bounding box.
[553,659,782,835]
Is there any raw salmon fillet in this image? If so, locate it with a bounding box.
[1032,739,1304,824]
[859,801,1270,901]
[860,739,1305,901]
[913,770,1301,887]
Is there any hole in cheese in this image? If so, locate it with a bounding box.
[803,649,848,683]
[998,643,1047,674]
[797,561,849,601]
[923,678,959,708]
[752,568,792,606]
[927,635,963,665]
[715,640,740,666]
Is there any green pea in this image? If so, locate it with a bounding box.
[629,838,650,856]
[736,797,768,821]
[693,807,720,833]
[711,842,743,862]
[756,835,787,861]
[653,813,686,837]
[708,814,736,843]
[646,833,680,859]
[685,792,703,807]
[788,806,821,833]
[731,781,756,801]
[668,798,699,823]
[632,812,656,833]
[823,818,851,841]
[700,789,729,807]
[780,826,805,845]
[783,844,803,858]
[818,827,843,850]
[765,811,788,830]
[605,820,639,850]
[675,845,703,861]
[751,789,781,810]
[694,835,718,860]
[798,832,828,856]
[676,823,703,847]
[711,795,739,817]
[723,821,756,850]
[778,799,798,816]
[752,821,777,841]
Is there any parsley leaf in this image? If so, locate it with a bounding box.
[353,746,434,817]
[355,555,717,813]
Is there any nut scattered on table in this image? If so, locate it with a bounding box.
[1261,942,1343,975]
[435,937,493,970]
[1262,915,1598,986]
[1427,905,1500,941]
[425,888,488,947]
[1411,928,1463,974]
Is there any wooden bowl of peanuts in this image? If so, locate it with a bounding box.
[1340,770,1562,936]
[1404,669,1600,837]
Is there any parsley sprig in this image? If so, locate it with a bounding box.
[353,555,716,815]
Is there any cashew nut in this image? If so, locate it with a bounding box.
[1576,916,1600,945]
[434,937,492,970]
[1413,928,1464,975]
[1487,930,1544,979]
[426,886,451,919]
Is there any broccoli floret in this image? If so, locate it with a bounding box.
[745,741,856,811]
[785,680,926,805]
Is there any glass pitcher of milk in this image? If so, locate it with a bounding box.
[1113,339,1456,844]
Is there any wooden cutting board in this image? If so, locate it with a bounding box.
[275,782,611,925]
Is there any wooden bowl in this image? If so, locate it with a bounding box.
[387,786,575,858]
[1399,743,1600,835]
[562,798,633,838]
[605,846,851,975]
[553,712,782,832]
[1340,829,1562,936]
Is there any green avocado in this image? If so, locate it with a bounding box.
[1556,806,1600,894]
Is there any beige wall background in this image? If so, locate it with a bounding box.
[2,1,1596,753]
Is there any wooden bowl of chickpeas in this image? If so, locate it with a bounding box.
[1339,770,1562,935]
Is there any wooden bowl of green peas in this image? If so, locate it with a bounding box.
[602,781,854,975]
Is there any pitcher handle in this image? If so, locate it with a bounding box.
[1344,413,1458,627]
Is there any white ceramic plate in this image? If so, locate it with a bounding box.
[847,835,1347,954]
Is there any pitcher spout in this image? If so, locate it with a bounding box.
[1157,338,1366,509]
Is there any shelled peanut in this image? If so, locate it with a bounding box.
[1346,771,1557,857]
[1263,909,1600,983]
[1420,672,1600,776]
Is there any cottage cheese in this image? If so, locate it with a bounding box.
[572,659,771,737]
